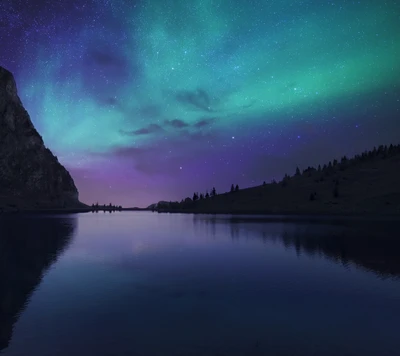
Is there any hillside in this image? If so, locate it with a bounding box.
[156,144,400,216]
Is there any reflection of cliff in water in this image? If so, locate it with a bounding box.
[196,216,400,279]
[0,215,77,351]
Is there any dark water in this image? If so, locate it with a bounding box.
[1,213,400,356]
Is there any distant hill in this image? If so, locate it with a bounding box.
[155,144,400,216]
[147,201,171,210]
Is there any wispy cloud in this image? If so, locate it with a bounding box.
[120,123,164,136]
[175,88,215,112]
[164,119,189,128]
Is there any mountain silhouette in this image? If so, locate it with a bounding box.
[0,66,83,211]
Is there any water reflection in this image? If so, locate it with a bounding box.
[194,215,400,279]
[0,213,399,356]
[0,215,76,351]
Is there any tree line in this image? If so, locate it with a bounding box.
[280,143,400,199]
[91,203,122,212]
[192,184,241,202]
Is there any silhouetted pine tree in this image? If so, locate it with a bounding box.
[369,147,376,158]
[362,151,368,160]
[205,192,210,199]
[282,174,290,187]
[333,182,339,198]
[303,166,316,177]
[230,184,235,193]
[211,187,216,197]
[193,193,198,201]
[235,184,239,192]
[200,193,204,200]
[295,167,301,176]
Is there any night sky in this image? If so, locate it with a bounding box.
[1,0,399,207]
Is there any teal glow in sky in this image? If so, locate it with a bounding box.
[1,0,400,206]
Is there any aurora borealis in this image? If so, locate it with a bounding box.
[1,0,400,207]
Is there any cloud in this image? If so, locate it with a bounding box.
[164,119,189,128]
[82,48,132,98]
[103,97,119,106]
[109,129,216,176]
[137,105,162,119]
[108,144,175,175]
[87,49,126,67]
[242,100,256,109]
[120,123,164,136]
[175,88,215,112]
[193,117,216,128]
[110,146,151,157]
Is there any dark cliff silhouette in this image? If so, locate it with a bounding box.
[0,66,83,211]
[153,143,400,215]
[0,215,77,351]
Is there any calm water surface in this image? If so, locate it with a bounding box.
[1,212,400,356]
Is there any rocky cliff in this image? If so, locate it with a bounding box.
[0,66,81,210]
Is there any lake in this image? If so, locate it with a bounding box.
[1,212,400,356]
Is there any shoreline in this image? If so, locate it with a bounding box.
[0,207,92,214]
[1,207,399,221]
[155,208,400,220]
[0,207,149,214]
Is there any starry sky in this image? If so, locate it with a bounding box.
[1,0,400,207]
